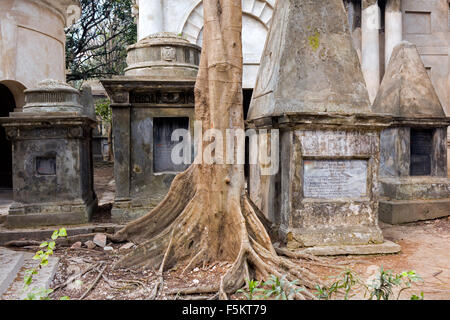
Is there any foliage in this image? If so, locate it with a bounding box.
[22,228,69,300]
[65,0,137,82]
[366,267,423,301]
[237,275,304,300]
[314,266,424,301]
[95,98,112,123]
[315,269,361,300]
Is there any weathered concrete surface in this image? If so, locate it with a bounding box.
[248,0,371,121]
[0,224,121,246]
[1,252,59,300]
[0,248,24,296]
[287,240,401,256]
[0,115,98,228]
[375,42,450,224]
[380,199,450,224]
[0,80,98,228]
[248,0,389,249]
[373,42,445,118]
[0,0,80,96]
[125,32,201,78]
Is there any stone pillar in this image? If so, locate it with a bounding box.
[385,0,402,67]
[362,0,381,103]
[138,0,164,40]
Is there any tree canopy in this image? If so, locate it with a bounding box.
[65,0,137,83]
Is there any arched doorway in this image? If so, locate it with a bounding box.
[0,83,15,189]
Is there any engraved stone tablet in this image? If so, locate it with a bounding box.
[304,160,368,199]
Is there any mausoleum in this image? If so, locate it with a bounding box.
[374,42,450,224]
[101,33,200,223]
[0,80,97,228]
[0,0,81,190]
[248,0,399,253]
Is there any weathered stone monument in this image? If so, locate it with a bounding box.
[248,0,399,253]
[101,32,200,223]
[0,80,97,228]
[374,42,450,224]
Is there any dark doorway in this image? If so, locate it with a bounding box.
[410,128,433,176]
[0,84,15,189]
[153,117,190,173]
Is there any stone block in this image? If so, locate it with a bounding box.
[379,199,450,224]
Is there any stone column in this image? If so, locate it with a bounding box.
[362,0,381,103]
[385,0,402,67]
[138,0,164,40]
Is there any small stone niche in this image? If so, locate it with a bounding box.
[36,156,56,176]
[374,42,450,224]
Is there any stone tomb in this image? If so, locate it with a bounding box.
[0,80,97,228]
[248,0,398,253]
[374,42,450,224]
[101,33,199,223]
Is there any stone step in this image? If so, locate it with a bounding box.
[0,248,25,297]
[1,251,59,300]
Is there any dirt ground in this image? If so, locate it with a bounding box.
[38,163,450,300]
[45,217,450,301]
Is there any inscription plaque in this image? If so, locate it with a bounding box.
[304,160,368,199]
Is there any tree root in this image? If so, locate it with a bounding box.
[80,264,107,300]
[166,285,219,296]
[52,263,100,292]
[112,181,324,300]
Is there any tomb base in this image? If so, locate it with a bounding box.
[111,197,167,224]
[280,225,384,249]
[6,197,97,229]
[281,240,401,256]
[379,177,450,224]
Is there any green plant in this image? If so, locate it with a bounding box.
[314,267,424,301]
[262,275,303,300]
[367,267,423,301]
[410,292,424,300]
[315,269,361,300]
[237,275,303,300]
[237,279,265,300]
[23,228,69,300]
[95,98,112,124]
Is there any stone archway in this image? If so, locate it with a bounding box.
[0,83,17,189]
[181,0,274,88]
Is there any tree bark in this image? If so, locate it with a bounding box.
[111,0,321,299]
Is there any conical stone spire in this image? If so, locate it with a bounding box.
[373,41,445,118]
[248,0,371,121]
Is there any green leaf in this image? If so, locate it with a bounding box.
[51,230,59,240]
[41,259,49,267]
[60,296,70,300]
[40,241,49,248]
[58,228,67,237]
[48,241,56,250]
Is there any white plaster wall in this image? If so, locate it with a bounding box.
[402,0,449,115]
[138,0,275,89]
[0,0,73,105]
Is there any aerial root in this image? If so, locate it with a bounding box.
[149,229,175,300]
